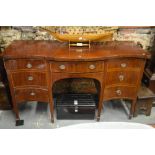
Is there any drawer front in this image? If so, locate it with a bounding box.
[104,86,137,100]
[51,61,104,73]
[11,71,47,87]
[14,88,49,102]
[5,59,46,70]
[105,70,140,86]
[106,58,144,70]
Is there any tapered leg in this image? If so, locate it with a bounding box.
[49,91,54,123]
[129,99,137,119]
[133,105,138,117]
[146,99,152,116]
[97,86,104,121]
[14,105,20,120]
[49,103,54,123]
[5,71,24,125]
[9,85,21,122]
[12,101,24,126]
[93,80,104,121]
[46,63,55,123]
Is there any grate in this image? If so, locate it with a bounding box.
[56,93,96,120]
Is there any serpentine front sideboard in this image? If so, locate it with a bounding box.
[2,40,150,125]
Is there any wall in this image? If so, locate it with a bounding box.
[0,26,54,52]
[116,27,155,50]
[1,26,155,51]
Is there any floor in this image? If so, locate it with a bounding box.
[0,100,155,129]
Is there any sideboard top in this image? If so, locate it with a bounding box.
[3,40,150,61]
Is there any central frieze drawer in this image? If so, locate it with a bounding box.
[51,61,104,73]
[14,88,49,103]
[11,71,47,87]
[104,85,137,100]
[106,58,144,70]
[105,70,140,86]
[5,59,47,70]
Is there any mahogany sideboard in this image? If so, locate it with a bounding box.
[2,40,150,124]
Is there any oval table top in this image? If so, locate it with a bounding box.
[59,122,153,129]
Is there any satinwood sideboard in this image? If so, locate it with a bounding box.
[2,40,150,124]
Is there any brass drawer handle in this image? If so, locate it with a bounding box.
[59,64,66,70]
[120,63,127,68]
[119,75,124,81]
[28,76,34,81]
[26,63,32,69]
[89,64,96,70]
[30,92,36,96]
[116,89,122,95]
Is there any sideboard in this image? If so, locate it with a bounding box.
[2,41,150,124]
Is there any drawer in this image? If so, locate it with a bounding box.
[106,58,144,70]
[5,59,47,70]
[11,71,47,87]
[105,70,140,86]
[104,85,137,100]
[51,61,104,73]
[14,88,49,103]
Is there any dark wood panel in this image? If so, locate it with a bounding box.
[14,88,49,103]
[11,71,47,87]
[103,85,137,101]
[51,61,104,73]
[5,59,47,70]
[106,58,144,70]
[105,69,140,86]
[51,72,104,84]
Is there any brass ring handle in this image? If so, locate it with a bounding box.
[89,64,96,70]
[119,75,124,81]
[30,92,35,96]
[28,76,34,81]
[59,64,66,70]
[120,63,127,68]
[116,89,122,95]
[26,63,32,69]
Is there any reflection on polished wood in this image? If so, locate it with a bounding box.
[3,41,150,124]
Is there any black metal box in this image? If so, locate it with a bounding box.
[56,94,96,120]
